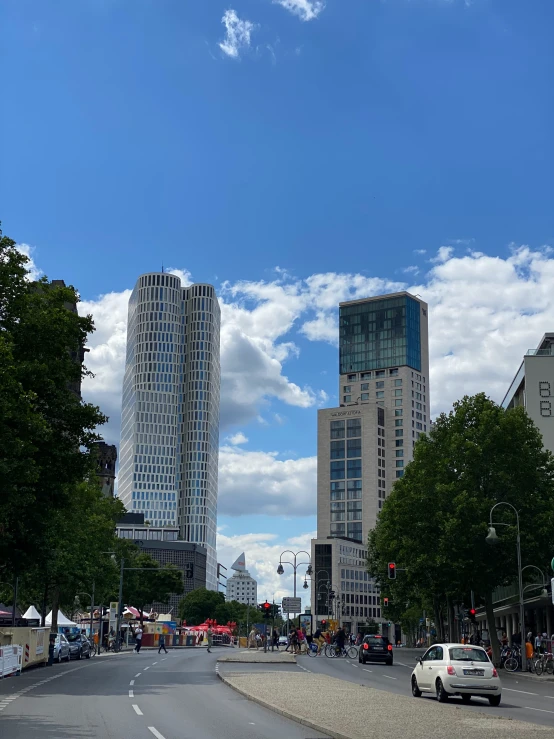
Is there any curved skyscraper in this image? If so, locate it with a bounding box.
[118,272,221,590]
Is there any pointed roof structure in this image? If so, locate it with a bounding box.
[45,610,77,627]
[23,605,41,621]
[230,552,246,572]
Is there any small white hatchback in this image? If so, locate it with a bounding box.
[411,643,501,706]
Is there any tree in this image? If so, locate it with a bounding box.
[369,394,554,664]
[0,227,107,584]
[178,588,226,624]
[123,553,184,626]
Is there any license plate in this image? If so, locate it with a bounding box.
[463,669,484,676]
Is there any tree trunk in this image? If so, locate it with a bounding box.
[485,591,500,665]
[433,598,443,642]
[50,587,60,634]
[41,581,48,628]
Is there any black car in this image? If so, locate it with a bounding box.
[66,633,91,660]
[358,635,393,665]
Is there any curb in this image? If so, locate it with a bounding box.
[217,671,351,739]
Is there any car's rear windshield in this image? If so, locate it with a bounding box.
[66,634,81,642]
[364,636,389,645]
[449,647,488,662]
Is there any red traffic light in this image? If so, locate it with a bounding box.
[469,608,476,616]
[263,601,271,610]
[383,597,389,606]
[388,562,396,580]
[321,619,327,626]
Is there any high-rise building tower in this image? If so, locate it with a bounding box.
[311,292,429,636]
[118,272,221,590]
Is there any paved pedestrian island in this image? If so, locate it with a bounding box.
[219,671,554,739]
[217,650,296,664]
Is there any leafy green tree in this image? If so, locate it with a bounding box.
[178,588,226,624]
[0,228,106,588]
[123,552,184,626]
[369,394,554,664]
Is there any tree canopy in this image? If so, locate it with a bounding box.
[368,393,554,662]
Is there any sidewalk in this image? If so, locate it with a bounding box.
[219,671,554,738]
[217,650,296,664]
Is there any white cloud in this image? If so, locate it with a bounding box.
[17,243,43,281]
[218,9,256,59]
[414,249,427,255]
[227,431,248,445]
[403,265,419,275]
[430,245,454,263]
[218,446,316,517]
[273,0,325,21]
[217,529,315,607]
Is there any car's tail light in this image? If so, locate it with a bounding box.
[387,644,393,651]
[447,665,456,676]
[363,644,368,650]
[492,667,498,678]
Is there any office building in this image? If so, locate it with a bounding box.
[502,333,554,454]
[311,292,430,636]
[225,553,258,605]
[118,273,221,590]
[116,513,206,614]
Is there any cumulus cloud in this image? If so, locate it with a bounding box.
[218,445,317,517]
[17,243,43,281]
[218,9,256,59]
[273,0,325,21]
[227,431,248,445]
[217,529,315,607]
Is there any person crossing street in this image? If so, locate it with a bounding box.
[158,633,168,654]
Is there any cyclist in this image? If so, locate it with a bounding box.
[334,626,346,655]
[313,627,324,654]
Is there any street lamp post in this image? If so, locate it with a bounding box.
[74,584,95,644]
[277,550,312,629]
[486,502,526,670]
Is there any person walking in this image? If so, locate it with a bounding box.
[134,625,143,653]
[207,625,213,653]
[158,632,168,654]
[272,628,279,650]
[248,627,258,650]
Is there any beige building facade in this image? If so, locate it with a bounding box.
[311,292,430,636]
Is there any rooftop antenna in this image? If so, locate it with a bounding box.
[161,263,164,273]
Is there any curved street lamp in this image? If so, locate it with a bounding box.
[485,502,526,670]
[276,550,312,599]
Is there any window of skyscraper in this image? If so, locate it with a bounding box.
[330,461,345,479]
[376,391,384,398]
[347,438,361,457]
[330,420,345,439]
[330,440,345,459]
[331,481,345,500]
[347,480,362,498]
[361,392,369,400]
[346,419,361,437]
[343,395,352,403]
[343,385,351,393]
[376,381,384,388]
[361,372,371,380]
[347,459,362,478]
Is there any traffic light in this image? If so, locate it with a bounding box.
[383,597,389,607]
[262,601,271,619]
[469,608,476,623]
[388,562,396,580]
[321,619,327,629]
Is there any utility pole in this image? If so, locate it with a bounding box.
[115,557,125,652]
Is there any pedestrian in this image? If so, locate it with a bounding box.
[272,628,279,650]
[207,625,213,653]
[248,627,257,650]
[134,625,143,653]
[525,637,534,670]
[158,633,168,654]
[534,632,542,656]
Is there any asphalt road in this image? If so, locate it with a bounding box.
[0,649,329,739]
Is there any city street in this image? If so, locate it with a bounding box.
[217,648,554,730]
[0,649,328,739]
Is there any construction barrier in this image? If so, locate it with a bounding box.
[0,627,48,670]
[0,645,22,678]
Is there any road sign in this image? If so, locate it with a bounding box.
[282,597,302,613]
[551,578,554,604]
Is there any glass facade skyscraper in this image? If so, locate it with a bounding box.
[118,272,221,590]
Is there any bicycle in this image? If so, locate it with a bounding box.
[307,640,326,657]
[534,652,554,676]
[326,644,358,659]
[504,646,521,672]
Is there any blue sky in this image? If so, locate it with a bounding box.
[2,0,554,602]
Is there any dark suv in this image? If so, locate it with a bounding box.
[358,635,393,665]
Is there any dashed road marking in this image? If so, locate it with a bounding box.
[129,690,134,698]
[135,673,141,678]
[363,669,373,673]
[148,727,166,739]
[130,680,135,686]
[152,661,158,665]
[297,664,311,673]
[132,704,143,715]
[504,688,538,696]
[144,666,150,671]
[384,675,397,680]
[524,707,554,714]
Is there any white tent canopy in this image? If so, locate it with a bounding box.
[45,610,77,627]
[23,605,41,621]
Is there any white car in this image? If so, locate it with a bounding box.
[278,635,288,647]
[411,643,501,706]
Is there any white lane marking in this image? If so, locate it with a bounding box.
[135,673,142,678]
[524,707,554,715]
[130,680,135,686]
[504,688,538,696]
[152,661,158,665]
[162,658,167,661]
[129,690,134,698]
[363,668,373,673]
[384,675,397,680]
[132,704,143,715]
[148,728,166,739]
[144,666,150,670]
[396,662,410,667]
[297,664,311,673]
